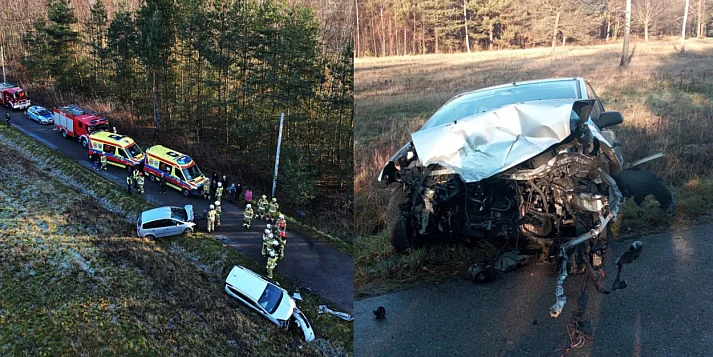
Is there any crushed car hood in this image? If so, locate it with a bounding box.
[411,99,602,183]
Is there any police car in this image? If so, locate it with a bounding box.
[26,105,54,124]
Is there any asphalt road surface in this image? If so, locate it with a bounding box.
[355,223,713,356]
[2,107,353,312]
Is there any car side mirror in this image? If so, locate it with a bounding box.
[595,111,624,129]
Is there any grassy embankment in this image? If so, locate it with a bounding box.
[0,127,352,355]
[354,39,713,297]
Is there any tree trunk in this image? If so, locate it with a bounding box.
[404,26,407,55]
[562,33,566,46]
[645,21,649,41]
[551,11,560,55]
[681,0,690,53]
[435,27,439,53]
[152,69,160,132]
[697,0,703,38]
[489,23,494,50]
[614,16,620,40]
[606,11,611,41]
[413,9,417,54]
[355,0,360,57]
[463,0,471,53]
[380,7,385,56]
[421,19,425,54]
[620,0,631,66]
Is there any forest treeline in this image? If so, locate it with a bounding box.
[1,0,355,239]
[354,0,712,57]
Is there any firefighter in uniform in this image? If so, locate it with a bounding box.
[202,183,210,200]
[243,204,253,229]
[257,195,268,220]
[214,201,222,226]
[100,154,107,171]
[125,175,133,193]
[137,172,145,194]
[207,204,216,232]
[216,182,224,202]
[266,248,278,279]
[262,229,272,257]
[132,169,139,189]
[267,198,279,222]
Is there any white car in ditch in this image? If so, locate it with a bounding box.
[137,205,195,239]
[224,265,315,342]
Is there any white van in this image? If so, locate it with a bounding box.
[137,205,195,239]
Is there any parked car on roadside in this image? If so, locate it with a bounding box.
[224,265,315,342]
[26,105,53,124]
[137,205,195,239]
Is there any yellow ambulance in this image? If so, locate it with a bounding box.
[87,131,144,171]
[143,145,208,197]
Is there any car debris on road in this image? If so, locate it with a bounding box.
[318,305,354,321]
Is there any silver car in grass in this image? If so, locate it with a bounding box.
[136,205,195,239]
[224,265,315,342]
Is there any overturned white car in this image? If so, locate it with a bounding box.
[379,78,674,317]
[224,265,315,342]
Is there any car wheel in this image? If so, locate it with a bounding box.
[81,137,88,148]
[61,129,68,139]
[149,174,156,182]
[182,189,190,197]
[387,187,414,253]
[145,234,156,240]
[183,228,193,235]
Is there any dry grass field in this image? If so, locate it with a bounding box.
[354,39,713,297]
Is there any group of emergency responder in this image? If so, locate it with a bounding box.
[199,173,287,280]
[124,166,155,195]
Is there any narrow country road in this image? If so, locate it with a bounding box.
[355,223,713,356]
[2,107,353,313]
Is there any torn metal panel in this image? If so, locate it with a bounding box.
[411,99,581,183]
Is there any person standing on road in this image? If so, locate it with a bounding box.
[228,183,236,204]
[267,198,279,222]
[244,187,252,205]
[126,174,133,194]
[5,113,10,128]
[202,183,210,200]
[266,248,278,279]
[214,200,222,227]
[262,228,272,256]
[159,172,167,194]
[100,154,107,171]
[257,195,268,219]
[216,182,224,202]
[235,183,243,204]
[277,214,287,259]
[207,204,216,232]
[243,203,253,229]
[91,153,100,170]
[210,178,218,201]
[137,172,145,195]
[132,169,139,189]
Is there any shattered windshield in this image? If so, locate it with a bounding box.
[258,284,284,314]
[170,207,188,222]
[126,143,143,158]
[422,80,581,130]
[182,164,202,181]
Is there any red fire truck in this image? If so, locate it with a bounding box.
[53,105,109,147]
[0,82,31,110]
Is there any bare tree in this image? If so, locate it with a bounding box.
[620,0,631,66]
[462,0,471,53]
[696,0,705,38]
[633,0,664,41]
[355,0,360,57]
[681,0,690,53]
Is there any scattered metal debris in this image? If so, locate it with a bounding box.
[292,292,303,301]
[318,305,354,321]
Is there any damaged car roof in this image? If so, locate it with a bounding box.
[411,98,588,183]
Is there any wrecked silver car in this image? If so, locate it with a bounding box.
[378,78,674,317]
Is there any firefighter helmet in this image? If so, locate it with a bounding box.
[209,204,215,210]
[215,201,220,206]
[246,204,251,209]
[272,198,277,202]
[218,182,222,188]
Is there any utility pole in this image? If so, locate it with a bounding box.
[271,113,284,198]
[681,0,690,53]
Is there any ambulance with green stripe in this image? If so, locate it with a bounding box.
[143,145,208,197]
[87,131,145,171]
